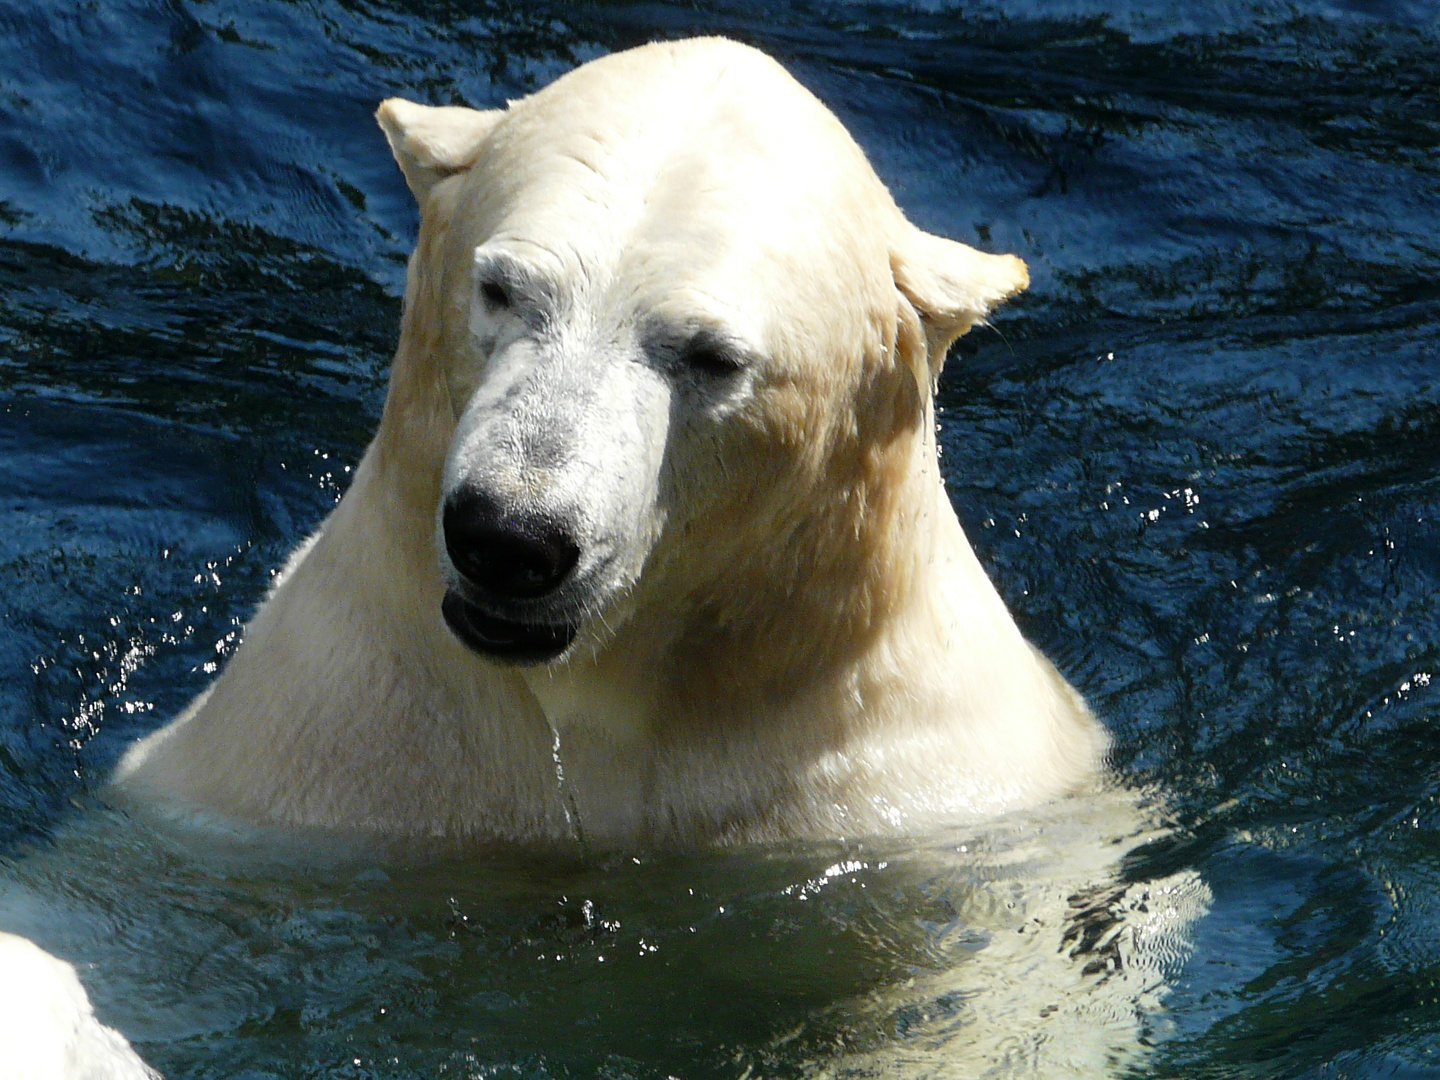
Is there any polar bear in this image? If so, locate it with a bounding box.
[114,37,1108,845]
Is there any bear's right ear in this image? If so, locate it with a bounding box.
[376,98,505,203]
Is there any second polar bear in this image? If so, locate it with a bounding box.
[115,37,1108,845]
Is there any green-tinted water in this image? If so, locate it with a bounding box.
[1,1,1437,1076]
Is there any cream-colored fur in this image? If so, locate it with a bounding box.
[114,37,1109,845]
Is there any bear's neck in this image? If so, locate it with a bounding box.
[514,417,1024,841]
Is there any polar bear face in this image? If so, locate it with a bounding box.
[377,39,1028,676]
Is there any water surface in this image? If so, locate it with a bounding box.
[0,1,1437,1076]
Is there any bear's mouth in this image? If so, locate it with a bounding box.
[441,590,577,664]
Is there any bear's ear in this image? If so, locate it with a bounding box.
[375,98,505,203]
[890,225,1029,384]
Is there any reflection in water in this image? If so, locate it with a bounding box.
[0,793,1206,1077]
[0,0,1437,1076]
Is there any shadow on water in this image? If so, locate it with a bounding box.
[0,0,1438,1076]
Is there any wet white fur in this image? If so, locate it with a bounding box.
[114,38,1109,845]
[0,932,157,1080]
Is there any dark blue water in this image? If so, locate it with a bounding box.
[1,1,1437,1077]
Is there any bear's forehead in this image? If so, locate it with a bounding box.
[450,42,894,309]
[477,39,886,233]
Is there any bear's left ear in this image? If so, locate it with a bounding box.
[376,98,506,204]
[890,224,1029,385]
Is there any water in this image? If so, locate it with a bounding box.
[0,0,1437,1076]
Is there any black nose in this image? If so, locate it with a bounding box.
[442,488,580,600]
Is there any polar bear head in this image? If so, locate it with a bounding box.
[375,38,1027,680]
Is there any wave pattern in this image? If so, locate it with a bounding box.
[0,1,1436,1076]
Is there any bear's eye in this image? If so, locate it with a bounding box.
[479,279,510,311]
[681,331,745,378]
